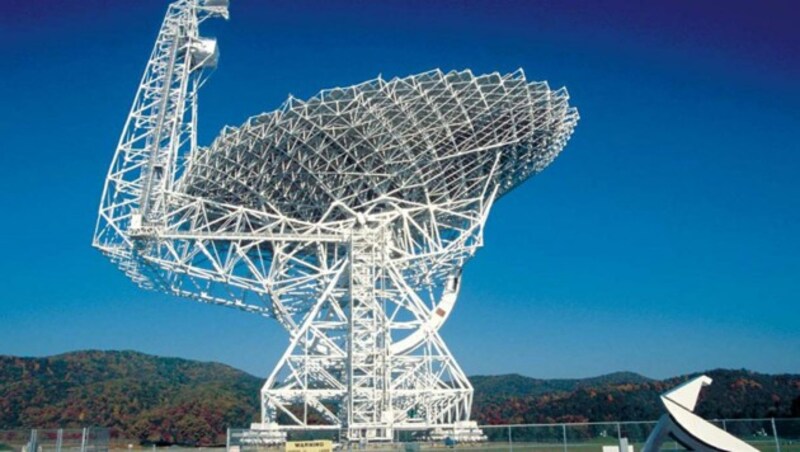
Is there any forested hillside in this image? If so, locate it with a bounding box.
[1,351,798,446]
[0,351,260,446]
[472,370,800,425]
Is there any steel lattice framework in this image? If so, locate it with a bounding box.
[93,0,578,443]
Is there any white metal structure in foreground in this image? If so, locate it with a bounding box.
[93,0,578,443]
[642,375,759,451]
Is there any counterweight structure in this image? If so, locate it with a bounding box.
[93,0,578,443]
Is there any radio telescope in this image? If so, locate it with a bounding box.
[93,0,578,443]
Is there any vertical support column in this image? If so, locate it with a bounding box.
[346,226,392,442]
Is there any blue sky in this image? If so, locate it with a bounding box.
[0,0,798,379]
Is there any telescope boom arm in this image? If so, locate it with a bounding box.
[93,0,227,255]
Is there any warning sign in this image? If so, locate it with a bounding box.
[285,440,333,452]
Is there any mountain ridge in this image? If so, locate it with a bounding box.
[11,350,654,383]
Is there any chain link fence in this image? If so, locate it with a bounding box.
[0,429,108,452]
[225,417,799,451]
[0,430,30,451]
[477,418,791,452]
[4,419,798,451]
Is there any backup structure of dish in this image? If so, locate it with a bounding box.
[93,0,578,443]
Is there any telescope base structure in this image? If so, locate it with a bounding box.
[244,422,486,446]
[257,228,484,444]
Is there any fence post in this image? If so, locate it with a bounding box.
[28,429,38,452]
[507,425,512,452]
[80,428,86,452]
[56,428,63,452]
[771,418,781,452]
[616,422,621,440]
[562,423,567,452]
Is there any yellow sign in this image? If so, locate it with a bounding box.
[285,440,333,452]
